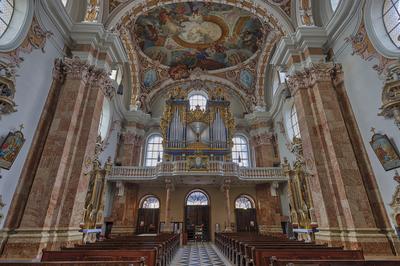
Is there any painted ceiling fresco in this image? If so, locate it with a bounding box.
[133,2,264,71]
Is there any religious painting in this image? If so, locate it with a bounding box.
[239,69,254,90]
[143,69,158,88]
[0,130,25,170]
[133,2,264,71]
[370,133,400,171]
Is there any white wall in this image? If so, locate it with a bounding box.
[0,4,65,228]
[332,12,400,228]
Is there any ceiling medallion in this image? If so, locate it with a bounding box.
[133,2,264,72]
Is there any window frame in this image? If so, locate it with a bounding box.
[232,135,250,168]
[144,133,164,167]
[140,195,160,209]
[289,104,301,140]
[0,0,15,38]
[185,190,209,206]
[382,0,400,49]
[189,93,208,111]
[235,195,255,209]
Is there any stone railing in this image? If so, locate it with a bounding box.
[108,161,287,182]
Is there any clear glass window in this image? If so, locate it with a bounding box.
[141,196,160,209]
[189,94,207,111]
[232,136,249,167]
[290,105,301,140]
[0,0,14,38]
[61,0,68,7]
[98,98,111,140]
[330,0,340,12]
[145,134,163,166]
[383,0,400,48]
[235,196,254,209]
[186,191,209,205]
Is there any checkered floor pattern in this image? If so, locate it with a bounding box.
[170,242,230,266]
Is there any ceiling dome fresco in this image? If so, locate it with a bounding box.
[133,2,264,71]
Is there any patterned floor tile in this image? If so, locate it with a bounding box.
[170,242,231,266]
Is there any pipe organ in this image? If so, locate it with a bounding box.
[160,87,235,169]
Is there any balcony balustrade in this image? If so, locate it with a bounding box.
[107,161,287,182]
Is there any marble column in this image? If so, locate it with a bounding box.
[222,179,233,232]
[2,57,113,259]
[163,178,173,232]
[287,62,399,255]
[255,183,283,234]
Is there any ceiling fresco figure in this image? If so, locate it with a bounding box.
[133,2,264,72]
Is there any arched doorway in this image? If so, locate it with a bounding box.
[136,195,160,234]
[235,195,257,232]
[184,189,210,241]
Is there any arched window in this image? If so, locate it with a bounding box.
[186,190,209,206]
[189,94,207,111]
[383,0,400,48]
[145,134,163,166]
[232,135,249,167]
[235,195,254,209]
[141,196,160,209]
[0,0,14,38]
[98,98,111,140]
[289,104,301,140]
[330,0,340,12]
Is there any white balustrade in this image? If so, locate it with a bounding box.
[108,161,287,181]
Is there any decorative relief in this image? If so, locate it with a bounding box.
[0,17,52,116]
[346,22,396,76]
[0,18,53,66]
[390,171,400,232]
[0,62,17,115]
[379,64,400,129]
[267,0,291,17]
[109,0,128,14]
[298,0,314,26]
[251,132,276,146]
[121,131,143,146]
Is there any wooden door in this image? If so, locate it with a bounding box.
[235,208,257,232]
[136,208,160,234]
[185,205,210,241]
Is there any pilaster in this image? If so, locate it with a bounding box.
[255,183,283,234]
[1,57,115,259]
[287,62,398,255]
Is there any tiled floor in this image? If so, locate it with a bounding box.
[171,242,232,266]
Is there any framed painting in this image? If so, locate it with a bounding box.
[370,133,400,171]
[0,130,25,170]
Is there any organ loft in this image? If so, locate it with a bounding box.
[0,0,400,265]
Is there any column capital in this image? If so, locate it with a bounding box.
[121,130,144,146]
[63,56,91,81]
[287,62,341,96]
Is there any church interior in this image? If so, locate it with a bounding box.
[1,0,400,265]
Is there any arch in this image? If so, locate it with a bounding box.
[144,133,163,167]
[147,77,251,114]
[140,195,160,209]
[0,0,33,51]
[185,189,209,206]
[235,195,255,209]
[232,135,250,167]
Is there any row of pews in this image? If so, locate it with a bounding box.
[215,232,367,266]
[41,233,179,266]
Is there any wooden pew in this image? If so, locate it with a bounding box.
[215,232,365,266]
[41,234,179,266]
